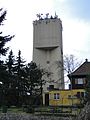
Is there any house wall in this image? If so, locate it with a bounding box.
[49,89,85,106]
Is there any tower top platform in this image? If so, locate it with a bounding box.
[33,13,62,25]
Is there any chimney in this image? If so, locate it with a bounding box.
[85,59,88,62]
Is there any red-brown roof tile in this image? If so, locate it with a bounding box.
[70,61,90,76]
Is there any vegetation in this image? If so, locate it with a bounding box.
[0,50,45,107]
[0,8,45,109]
[0,9,14,107]
[64,54,81,74]
[84,75,90,104]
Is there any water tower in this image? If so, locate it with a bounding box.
[33,13,64,105]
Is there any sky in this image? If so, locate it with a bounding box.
[0,0,90,63]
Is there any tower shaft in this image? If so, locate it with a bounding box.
[33,17,64,92]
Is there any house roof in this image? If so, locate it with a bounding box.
[68,59,90,76]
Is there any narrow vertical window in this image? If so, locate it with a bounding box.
[54,93,56,99]
[57,93,60,99]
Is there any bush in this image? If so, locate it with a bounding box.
[2,105,8,113]
[26,105,34,113]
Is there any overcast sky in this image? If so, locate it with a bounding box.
[0,0,90,63]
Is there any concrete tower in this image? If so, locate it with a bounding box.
[33,14,64,96]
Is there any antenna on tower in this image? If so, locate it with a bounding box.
[36,14,40,20]
[46,13,49,19]
[54,12,58,18]
[36,13,43,20]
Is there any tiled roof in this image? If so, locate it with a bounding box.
[69,60,90,76]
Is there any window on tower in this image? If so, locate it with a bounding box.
[46,61,50,64]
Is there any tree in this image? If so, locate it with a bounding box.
[0,8,14,85]
[25,62,40,96]
[6,50,15,73]
[0,9,14,106]
[64,54,81,74]
[84,75,90,104]
[0,63,9,106]
[0,9,14,58]
[25,61,45,105]
[5,50,16,106]
[63,54,82,88]
[13,50,26,106]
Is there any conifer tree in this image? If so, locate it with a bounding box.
[14,50,26,106]
[0,9,14,106]
[6,50,15,74]
[25,62,40,96]
[5,50,16,106]
[25,61,45,105]
[0,9,13,58]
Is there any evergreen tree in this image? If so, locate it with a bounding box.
[0,9,13,58]
[25,62,40,96]
[6,50,15,74]
[0,8,14,83]
[14,50,26,106]
[0,64,10,106]
[0,9,14,106]
[25,61,45,105]
[5,50,16,106]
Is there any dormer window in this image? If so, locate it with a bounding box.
[75,78,85,84]
[77,78,83,84]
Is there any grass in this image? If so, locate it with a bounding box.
[0,105,80,117]
[0,106,24,113]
